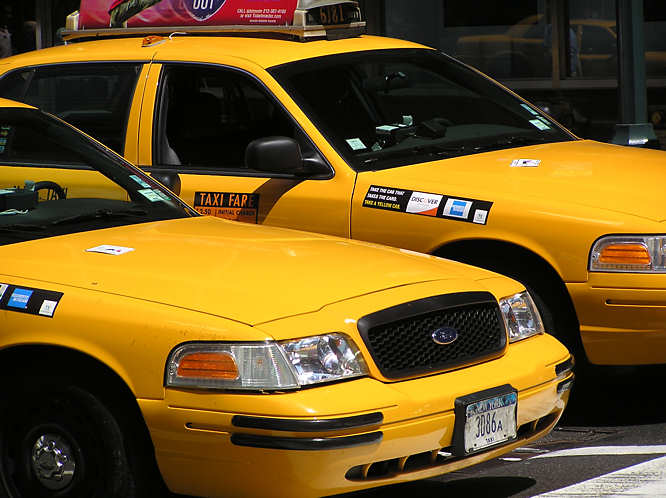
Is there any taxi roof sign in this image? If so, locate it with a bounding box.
[63,0,365,42]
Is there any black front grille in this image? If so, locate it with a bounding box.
[357,292,506,380]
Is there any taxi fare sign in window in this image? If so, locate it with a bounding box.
[194,191,258,223]
[79,0,298,29]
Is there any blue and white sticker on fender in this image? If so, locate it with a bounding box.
[0,284,63,318]
[8,288,33,309]
[443,198,473,219]
[363,185,493,225]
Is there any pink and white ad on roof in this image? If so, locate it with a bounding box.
[79,0,299,29]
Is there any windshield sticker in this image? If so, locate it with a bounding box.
[0,126,9,154]
[194,192,259,223]
[511,159,541,167]
[346,138,367,151]
[0,284,63,318]
[363,185,492,225]
[521,103,540,116]
[529,119,551,131]
[138,188,163,202]
[86,245,135,256]
[130,175,151,188]
[155,190,171,202]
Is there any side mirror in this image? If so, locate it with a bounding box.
[150,171,181,196]
[245,137,328,176]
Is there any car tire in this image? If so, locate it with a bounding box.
[0,381,143,498]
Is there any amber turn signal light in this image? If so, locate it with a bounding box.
[597,243,651,266]
[177,352,239,380]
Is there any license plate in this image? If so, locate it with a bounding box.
[453,386,517,455]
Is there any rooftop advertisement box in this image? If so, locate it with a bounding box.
[79,0,300,29]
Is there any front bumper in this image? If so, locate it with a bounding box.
[139,334,571,498]
[569,273,666,364]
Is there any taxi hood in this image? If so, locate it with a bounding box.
[0,216,498,325]
[369,140,666,223]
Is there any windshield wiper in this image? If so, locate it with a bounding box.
[469,135,555,153]
[362,143,468,165]
[50,207,149,226]
[0,223,48,232]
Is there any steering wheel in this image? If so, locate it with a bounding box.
[33,181,67,201]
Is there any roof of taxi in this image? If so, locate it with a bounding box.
[0,34,429,70]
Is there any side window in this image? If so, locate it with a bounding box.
[0,64,141,155]
[156,65,319,172]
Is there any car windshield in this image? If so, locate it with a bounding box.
[270,48,575,171]
[0,106,195,246]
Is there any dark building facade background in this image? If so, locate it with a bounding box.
[362,0,666,147]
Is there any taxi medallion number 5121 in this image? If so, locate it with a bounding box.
[319,5,346,24]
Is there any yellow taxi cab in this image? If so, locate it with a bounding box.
[0,0,660,366]
[0,98,572,497]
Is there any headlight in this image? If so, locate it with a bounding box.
[280,333,368,386]
[590,235,666,272]
[499,291,544,342]
[166,333,367,391]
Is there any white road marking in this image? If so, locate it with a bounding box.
[532,445,666,459]
[534,455,666,497]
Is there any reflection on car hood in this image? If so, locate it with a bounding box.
[371,140,666,223]
[0,216,498,325]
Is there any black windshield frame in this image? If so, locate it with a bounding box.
[269,48,576,172]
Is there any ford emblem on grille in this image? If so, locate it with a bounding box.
[431,326,459,345]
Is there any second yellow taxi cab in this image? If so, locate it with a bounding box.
[0,98,571,497]
[0,0,662,366]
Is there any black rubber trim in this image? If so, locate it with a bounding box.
[555,356,574,377]
[357,292,498,334]
[232,412,383,432]
[230,431,382,450]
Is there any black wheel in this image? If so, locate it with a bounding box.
[33,181,66,201]
[0,382,139,498]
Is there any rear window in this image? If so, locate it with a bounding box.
[0,63,141,155]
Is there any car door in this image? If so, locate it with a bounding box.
[137,62,355,238]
